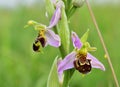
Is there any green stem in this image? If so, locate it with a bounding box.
[56,6,74,87]
[45,0,74,87]
[59,45,68,57]
[55,27,72,87]
[53,13,71,87]
[65,0,73,13]
[54,26,67,57]
[62,69,75,87]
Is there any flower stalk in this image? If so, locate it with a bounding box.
[45,0,72,86]
[85,0,119,87]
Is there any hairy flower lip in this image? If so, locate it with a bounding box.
[74,58,92,74]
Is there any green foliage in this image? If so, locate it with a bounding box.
[57,6,70,57]
[47,56,60,87]
[0,4,120,87]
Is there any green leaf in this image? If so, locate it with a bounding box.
[81,29,89,43]
[47,56,60,87]
[57,6,70,57]
[45,0,55,20]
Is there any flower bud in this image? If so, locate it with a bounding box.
[73,0,85,8]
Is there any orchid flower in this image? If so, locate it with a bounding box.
[57,31,105,82]
[32,27,61,52]
[27,0,64,52]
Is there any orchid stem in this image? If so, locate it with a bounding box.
[85,0,119,87]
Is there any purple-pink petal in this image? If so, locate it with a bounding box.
[57,52,76,83]
[87,53,105,71]
[58,51,76,74]
[47,7,61,29]
[72,31,82,49]
[45,29,61,47]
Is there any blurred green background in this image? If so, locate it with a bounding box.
[0,0,120,87]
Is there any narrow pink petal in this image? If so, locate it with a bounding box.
[45,29,61,47]
[87,53,105,71]
[47,7,61,29]
[72,31,82,49]
[58,51,76,74]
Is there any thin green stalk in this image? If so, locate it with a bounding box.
[62,69,75,87]
[52,26,71,87]
[45,0,73,87]
[85,0,119,87]
[53,26,66,57]
[56,6,72,87]
[65,0,73,13]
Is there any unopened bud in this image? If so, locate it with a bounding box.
[73,0,85,8]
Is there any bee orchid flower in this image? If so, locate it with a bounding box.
[27,1,64,52]
[57,31,105,82]
[32,27,61,52]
